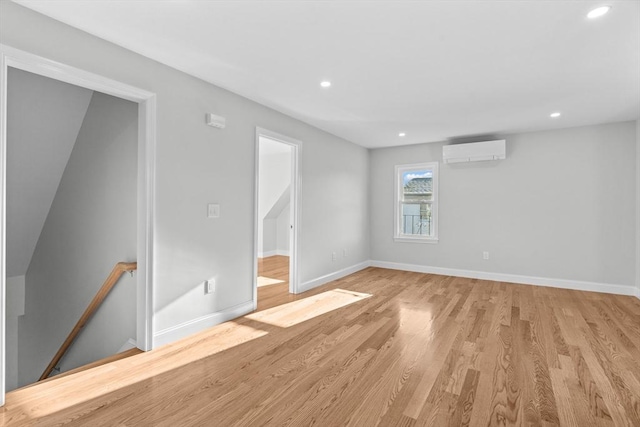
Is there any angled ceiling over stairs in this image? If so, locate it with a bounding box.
[6,68,93,277]
[265,185,290,220]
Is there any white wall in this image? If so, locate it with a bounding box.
[276,202,290,255]
[17,92,137,387]
[5,275,24,391]
[262,218,277,255]
[6,68,92,277]
[301,138,369,281]
[370,122,637,291]
[258,144,291,256]
[0,1,370,344]
[262,199,291,257]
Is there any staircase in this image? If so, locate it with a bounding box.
[18,347,142,391]
[38,261,138,382]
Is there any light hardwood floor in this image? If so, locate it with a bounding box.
[257,255,292,311]
[2,267,640,426]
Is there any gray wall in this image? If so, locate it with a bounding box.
[18,92,137,387]
[370,121,637,287]
[5,275,24,391]
[6,68,92,278]
[1,1,370,340]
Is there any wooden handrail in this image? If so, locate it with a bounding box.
[39,261,137,381]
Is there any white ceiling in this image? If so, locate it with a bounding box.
[15,0,640,148]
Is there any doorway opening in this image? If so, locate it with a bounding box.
[254,128,301,311]
[0,45,156,405]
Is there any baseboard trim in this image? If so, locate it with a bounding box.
[153,300,254,347]
[298,261,371,294]
[258,250,277,258]
[154,263,637,347]
[370,260,637,297]
[258,250,289,258]
[119,338,137,353]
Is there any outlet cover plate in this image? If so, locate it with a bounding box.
[207,204,220,218]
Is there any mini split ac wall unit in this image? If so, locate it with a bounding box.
[442,139,506,164]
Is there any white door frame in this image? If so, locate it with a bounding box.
[0,44,156,405]
[253,127,302,307]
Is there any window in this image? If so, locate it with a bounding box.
[394,162,438,243]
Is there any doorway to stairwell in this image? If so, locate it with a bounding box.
[5,67,139,391]
[0,46,156,404]
[254,128,301,311]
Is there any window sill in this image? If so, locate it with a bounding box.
[393,236,439,244]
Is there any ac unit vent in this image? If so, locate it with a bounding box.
[442,139,506,164]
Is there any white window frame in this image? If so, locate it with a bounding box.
[394,162,439,243]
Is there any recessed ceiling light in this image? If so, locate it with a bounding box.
[587,6,611,19]
[550,112,561,118]
[320,81,331,88]
[398,132,406,137]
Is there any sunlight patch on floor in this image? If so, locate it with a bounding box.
[257,276,285,287]
[247,288,372,327]
[399,304,435,337]
[6,321,268,419]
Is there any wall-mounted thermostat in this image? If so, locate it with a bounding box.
[206,113,226,129]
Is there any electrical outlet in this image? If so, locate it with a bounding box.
[483,251,490,260]
[205,279,216,294]
[332,251,337,262]
[343,248,347,258]
[207,203,220,218]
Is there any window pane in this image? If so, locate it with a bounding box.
[402,170,433,202]
[401,203,432,236]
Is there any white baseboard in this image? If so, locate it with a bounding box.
[119,338,137,353]
[370,260,637,297]
[153,263,637,349]
[298,261,371,294]
[258,250,277,258]
[153,300,254,348]
[258,250,290,258]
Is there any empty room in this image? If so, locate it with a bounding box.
[0,1,639,426]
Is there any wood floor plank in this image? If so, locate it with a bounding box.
[3,264,640,426]
[549,368,579,427]
[451,368,480,427]
[566,345,614,425]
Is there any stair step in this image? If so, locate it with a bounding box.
[17,348,143,391]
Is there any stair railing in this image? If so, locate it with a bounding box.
[39,261,137,381]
